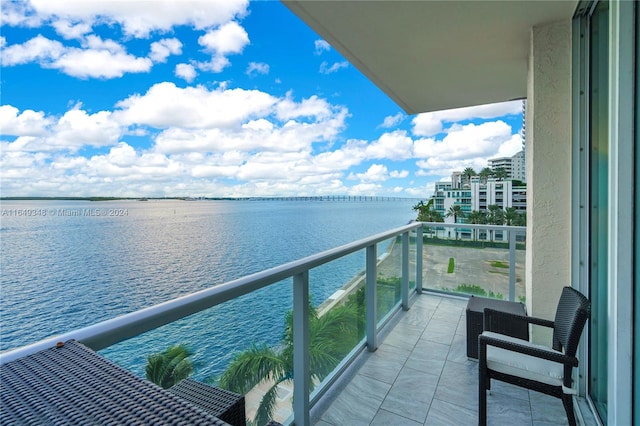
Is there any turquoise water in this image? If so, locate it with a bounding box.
[0,199,416,379]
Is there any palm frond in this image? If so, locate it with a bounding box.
[218,343,288,394]
[254,378,288,426]
[145,344,194,389]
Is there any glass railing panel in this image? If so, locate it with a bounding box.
[409,230,418,291]
[101,278,295,426]
[309,249,367,382]
[376,237,402,323]
[514,231,527,304]
[1,222,426,426]
[421,225,526,302]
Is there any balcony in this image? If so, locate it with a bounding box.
[311,293,574,425]
[1,222,591,426]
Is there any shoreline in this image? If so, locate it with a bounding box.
[316,241,396,316]
[245,239,400,423]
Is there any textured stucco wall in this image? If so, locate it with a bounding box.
[525,19,572,343]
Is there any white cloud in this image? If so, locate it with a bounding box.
[349,183,382,195]
[405,182,435,198]
[8,0,249,38]
[175,63,197,82]
[314,39,330,55]
[380,113,404,128]
[0,2,42,27]
[412,100,522,137]
[114,82,277,129]
[0,105,52,136]
[390,170,409,178]
[2,1,249,78]
[198,21,248,53]
[1,35,153,78]
[1,35,65,66]
[413,121,513,161]
[275,94,332,121]
[351,164,389,183]
[1,104,122,153]
[364,131,414,161]
[52,108,122,150]
[319,61,348,74]
[51,20,92,39]
[246,62,269,77]
[197,21,249,72]
[412,120,520,177]
[55,44,153,79]
[149,38,182,62]
[494,134,523,158]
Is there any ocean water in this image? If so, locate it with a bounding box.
[0,198,416,379]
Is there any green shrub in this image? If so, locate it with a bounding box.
[489,260,509,268]
[453,284,485,295]
[450,284,504,300]
[447,257,455,273]
[423,236,525,251]
[488,291,504,300]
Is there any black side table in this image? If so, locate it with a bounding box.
[466,296,529,359]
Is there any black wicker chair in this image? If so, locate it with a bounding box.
[478,286,590,426]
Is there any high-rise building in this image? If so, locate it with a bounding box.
[430,173,526,240]
[488,150,526,182]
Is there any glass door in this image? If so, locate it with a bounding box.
[587,0,609,421]
[634,2,639,422]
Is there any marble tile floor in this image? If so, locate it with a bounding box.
[311,293,590,426]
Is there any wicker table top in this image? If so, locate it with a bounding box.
[0,340,229,425]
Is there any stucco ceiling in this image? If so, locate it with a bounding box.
[283,1,577,115]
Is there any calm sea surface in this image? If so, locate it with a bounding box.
[0,199,416,379]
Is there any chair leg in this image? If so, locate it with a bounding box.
[479,372,487,425]
[561,394,577,426]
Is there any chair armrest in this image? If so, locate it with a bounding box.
[478,333,578,367]
[484,308,554,331]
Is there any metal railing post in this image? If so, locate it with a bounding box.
[366,244,378,351]
[293,271,310,426]
[401,231,409,310]
[416,226,423,294]
[508,230,517,302]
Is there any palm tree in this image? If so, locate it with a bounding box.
[515,212,527,226]
[466,210,486,241]
[445,205,464,223]
[145,344,194,389]
[445,205,465,239]
[479,167,493,183]
[486,204,504,225]
[462,167,476,186]
[486,204,505,241]
[504,207,518,226]
[219,302,362,425]
[413,199,443,236]
[493,167,509,181]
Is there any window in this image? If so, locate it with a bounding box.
[586,1,609,420]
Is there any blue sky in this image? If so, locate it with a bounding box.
[1,0,524,198]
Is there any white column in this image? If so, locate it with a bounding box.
[525,19,572,343]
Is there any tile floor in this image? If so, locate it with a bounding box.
[311,293,590,426]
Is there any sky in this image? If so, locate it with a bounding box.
[0,0,524,199]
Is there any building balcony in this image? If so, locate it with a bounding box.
[0,222,596,426]
[312,293,578,425]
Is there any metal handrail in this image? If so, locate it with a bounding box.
[0,222,421,364]
[0,220,525,426]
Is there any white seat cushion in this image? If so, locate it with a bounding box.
[482,331,565,388]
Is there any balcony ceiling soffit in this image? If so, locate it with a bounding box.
[283,0,577,115]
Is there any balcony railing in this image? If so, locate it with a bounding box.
[0,222,525,425]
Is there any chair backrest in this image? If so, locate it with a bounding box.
[552,286,591,356]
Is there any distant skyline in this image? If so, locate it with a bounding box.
[1,1,524,198]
